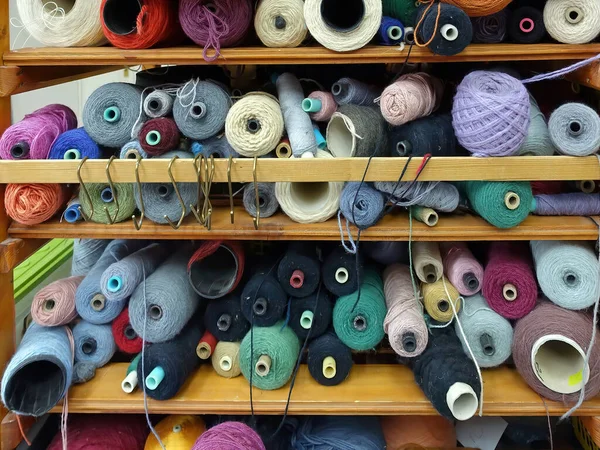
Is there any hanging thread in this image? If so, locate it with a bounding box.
[31,276,83,327]
[49,128,101,160]
[421,276,462,322]
[307,331,353,386]
[543,0,600,44]
[389,113,457,157]
[471,11,507,43]
[327,105,389,157]
[255,0,308,47]
[440,242,484,296]
[548,103,600,156]
[139,118,181,156]
[205,293,250,342]
[112,307,143,355]
[5,183,68,225]
[212,341,242,378]
[416,3,473,56]
[375,180,460,213]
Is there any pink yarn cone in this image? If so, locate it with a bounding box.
[482,242,537,319]
[31,276,84,326]
[192,422,266,450]
[307,91,337,122]
[440,242,484,296]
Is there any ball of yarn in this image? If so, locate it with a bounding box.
[179,0,253,61]
[72,239,110,277]
[482,242,537,319]
[513,302,600,402]
[120,140,148,159]
[548,103,600,156]
[380,72,443,126]
[191,135,239,159]
[307,332,353,386]
[241,272,287,327]
[421,276,462,322]
[49,128,101,160]
[456,293,513,368]
[444,0,511,17]
[144,90,174,118]
[375,180,460,213]
[417,3,473,56]
[193,422,266,450]
[383,0,418,25]
[145,415,206,450]
[0,104,77,160]
[139,118,181,156]
[243,183,279,218]
[508,6,546,43]
[333,269,387,351]
[79,182,136,224]
[73,320,116,369]
[453,71,530,157]
[322,245,364,297]
[173,80,232,140]
[289,290,333,340]
[463,180,533,228]
[225,93,284,157]
[212,341,242,378]
[112,307,143,355]
[389,113,457,157]
[16,0,106,47]
[305,91,338,122]
[255,0,308,47]
[543,0,600,44]
[531,240,600,310]
[518,97,556,156]
[339,182,385,229]
[381,416,457,449]
[276,150,343,223]
[291,416,386,450]
[440,242,484,296]
[5,183,68,225]
[31,275,83,327]
[277,243,321,297]
[327,105,389,157]
[304,0,382,52]
[205,293,251,342]
[471,11,507,43]
[240,321,300,390]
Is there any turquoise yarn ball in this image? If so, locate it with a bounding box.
[239,321,300,390]
[463,181,533,229]
[333,269,387,351]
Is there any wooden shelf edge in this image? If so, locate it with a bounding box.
[5,44,600,66]
[1,156,599,183]
[8,211,600,242]
[50,363,600,416]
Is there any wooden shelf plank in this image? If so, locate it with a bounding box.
[51,363,600,416]
[5,44,600,66]
[1,156,599,183]
[8,209,600,241]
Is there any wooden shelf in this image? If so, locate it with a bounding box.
[5,44,600,66]
[51,363,600,416]
[8,209,600,241]
[1,156,599,183]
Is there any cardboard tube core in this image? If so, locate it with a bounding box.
[503,284,517,301]
[335,267,349,284]
[122,371,138,394]
[91,294,105,311]
[256,355,272,377]
[446,382,478,421]
[220,356,233,372]
[196,342,212,360]
[424,264,438,283]
[322,356,337,379]
[504,192,520,210]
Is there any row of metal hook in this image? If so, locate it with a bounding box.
[74,154,261,231]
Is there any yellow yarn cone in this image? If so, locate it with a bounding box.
[145,415,206,450]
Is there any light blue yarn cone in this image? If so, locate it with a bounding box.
[71,239,109,277]
[73,320,116,369]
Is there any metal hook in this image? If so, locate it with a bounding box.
[164,155,187,230]
[227,155,235,224]
[253,156,260,230]
[201,155,215,231]
[76,157,93,222]
[190,154,206,225]
[132,154,145,230]
[102,156,120,225]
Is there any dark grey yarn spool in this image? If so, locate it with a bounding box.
[243,183,279,218]
[326,105,389,157]
[173,80,232,140]
[331,77,381,106]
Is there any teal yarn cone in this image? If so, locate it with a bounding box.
[383,0,418,26]
[239,321,300,390]
[333,269,387,351]
[463,181,533,228]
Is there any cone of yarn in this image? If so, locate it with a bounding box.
[204,293,250,342]
[382,416,456,449]
[0,104,77,160]
[120,140,148,159]
[241,272,287,327]
[453,71,530,157]
[471,11,507,43]
[72,239,110,277]
[383,0,419,25]
[421,276,461,322]
[73,320,116,370]
[31,276,84,327]
[255,0,308,47]
[79,182,137,224]
[291,416,386,450]
[49,128,102,160]
[533,192,600,216]
[192,422,266,450]
[143,90,174,118]
[508,6,546,44]
[331,78,381,106]
[1,324,73,416]
[212,341,242,378]
[191,135,238,159]
[5,183,69,225]
[322,245,364,297]
[383,264,429,358]
[289,290,333,340]
[513,302,600,402]
[531,240,600,310]
[243,183,279,219]
[463,180,533,228]
[364,241,409,266]
[179,0,253,61]
[482,242,537,319]
[413,241,443,284]
[48,415,148,450]
[440,242,484,296]
[276,149,343,223]
[543,0,600,44]
[443,0,511,17]
[548,103,600,156]
[327,105,389,157]
[139,118,181,156]
[101,0,182,49]
[225,92,284,157]
[375,180,460,213]
[518,97,556,156]
[196,330,217,360]
[380,73,443,126]
[379,16,405,44]
[416,3,473,56]
[145,415,206,450]
[389,113,457,157]
[112,307,143,355]
[333,269,387,351]
[307,331,353,386]
[277,242,321,297]
[456,293,513,368]
[239,321,300,390]
[305,91,338,122]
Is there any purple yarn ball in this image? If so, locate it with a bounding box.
[192,422,266,450]
[452,71,530,157]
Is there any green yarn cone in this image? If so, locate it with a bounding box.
[239,321,300,390]
[463,181,533,229]
[79,183,136,224]
[333,269,387,351]
[383,0,419,26]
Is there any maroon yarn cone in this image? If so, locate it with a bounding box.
[192,422,266,450]
[139,118,181,156]
[482,242,537,319]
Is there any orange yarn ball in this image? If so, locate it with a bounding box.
[4,184,68,225]
[442,0,511,17]
[381,416,457,450]
[145,415,206,450]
